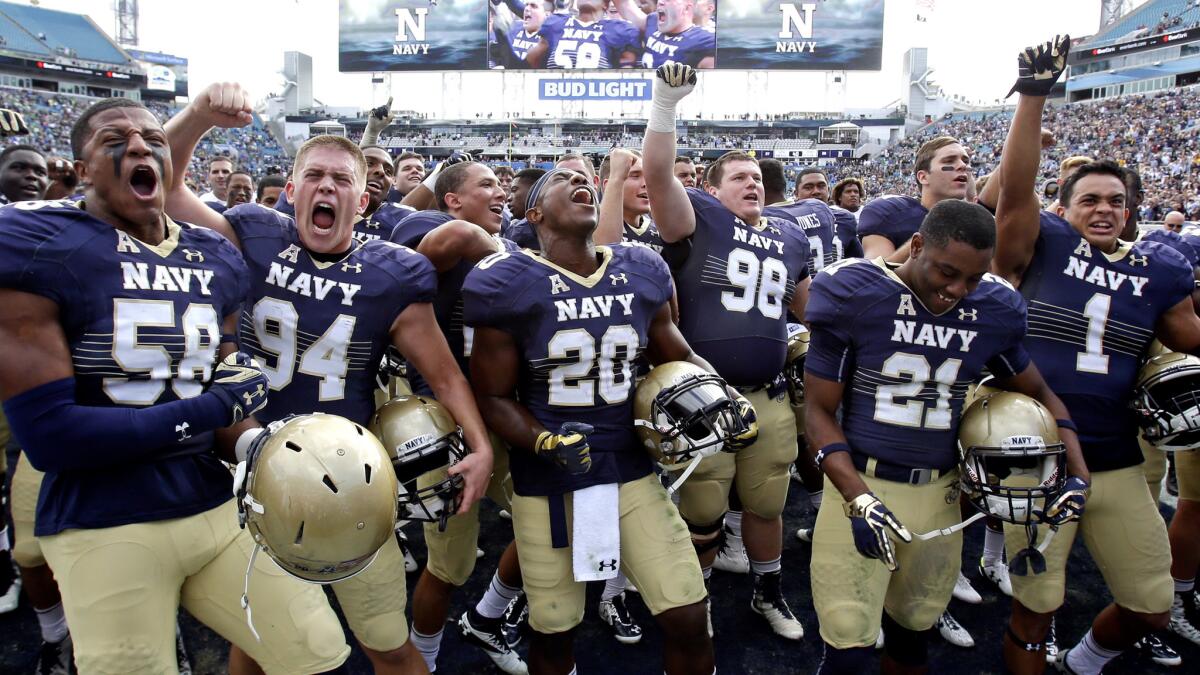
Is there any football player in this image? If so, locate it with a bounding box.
[503,167,547,250]
[0,96,352,674]
[613,0,716,68]
[805,199,1086,674]
[0,144,49,204]
[164,83,495,675]
[596,148,662,252]
[643,64,811,640]
[990,36,1200,675]
[832,177,865,219]
[857,138,974,262]
[464,167,722,674]
[354,145,415,243]
[527,0,640,69]
[508,1,547,66]
[673,156,698,188]
[387,161,529,674]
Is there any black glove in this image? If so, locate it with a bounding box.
[1008,34,1070,98]
[0,108,29,136]
[535,422,594,475]
[208,352,269,425]
[1038,475,1089,526]
[845,492,912,571]
[444,150,474,167]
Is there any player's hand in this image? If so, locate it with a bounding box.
[208,352,269,425]
[607,148,638,178]
[1038,475,1089,526]
[0,108,29,136]
[366,96,394,136]
[444,150,473,168]
[193,82,254,128]
[653,62,697,107]
[448,445,494,515]
[535,422,594,475]
[845,492,912,571]
[1040,129,1057,149]
[724,394,759,451]
[1008,34,1070,98]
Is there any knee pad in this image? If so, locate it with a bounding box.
[818,644,874,674]
[685,519,724,554]
[881,612,929,667]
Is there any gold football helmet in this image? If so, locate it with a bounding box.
[1133,350,1200,451]
[958,391,1066,524]
[784,323,809,404]
[238,413,399,583]
[370,395,467,530]
[634,361,738,469]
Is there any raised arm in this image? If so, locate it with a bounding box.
[391,303,494,514]
[596,149,636,245]
[415,219,502,273]
[163,82,253,247]
[993,35,1070,287]
[642,64,698,243]
[525,37,549,68]
[359,96,393,148]
[612,0,648,31]
[860,235,896,261]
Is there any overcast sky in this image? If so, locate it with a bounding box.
[35,0,1108,110]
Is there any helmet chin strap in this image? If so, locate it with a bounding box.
[911,511,986,541]
[666,454,705,496]
[240,545,262,642]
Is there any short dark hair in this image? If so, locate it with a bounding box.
[513,167,546,186]
[229,170,253,184]
[758,159,787,196]
[70,98,151,159]
[796,166,825,182]
[919,199,996,251]
[0,144,43,166]
[674,156,694,165]
[914,136,961,189]
[493,165,515,178]
[434,160,480,211]
[257,174,286,202]
[706,150,757,187]
[209,156,234,169]
[1060,160,1126,206]
[556,153,595,181]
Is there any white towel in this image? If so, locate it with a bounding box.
[571,483,620,582]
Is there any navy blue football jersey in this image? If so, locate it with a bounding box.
[0,201,249,535]
[857,196,926,250]
[830,205,864,259]
[1181,231,1200,263]
[502,217,540,250]
[664,189,810,387]
[764,199,847,275]
[640,13,715,68]
[355,201,414,245]
[388,209,453,249]
[806,258,1031,471]
[623,215,663,252]
[510,26,540,62]
[273,188,295,217]
[1142,228,1200,267]
[463,244,672,496]
[225,204,436,426]
[1020,212,1194,470]
[539,14,640,68]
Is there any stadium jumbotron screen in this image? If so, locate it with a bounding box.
[338,0,884,72]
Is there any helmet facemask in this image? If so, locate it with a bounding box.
[1133,361,1200,451]
[641,372,737,468]
[960,438,1067,525]
[393,427,467,532]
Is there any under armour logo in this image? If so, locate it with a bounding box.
[767,226,783,236]
[243,385,265,405]
[597,559,618,572]
[364,220,380,229]
[958,308,978,322]
[183,248,204,263]
[609,273,628,286]
[1129,254,1148,267]
[175,422,191,442]
[342,262,363,273]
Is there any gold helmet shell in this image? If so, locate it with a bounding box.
[634,361,736,468]
[958,391,1066,524]
[241,413,398,583]
[784,323,810,404]
[1133,349,1200,451]
[370,395,467,529]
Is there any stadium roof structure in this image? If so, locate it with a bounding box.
[326,116,903,131]
[1087,0,1200,47]
[0,0,129,65]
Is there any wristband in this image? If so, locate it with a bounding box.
[646,101,678,134]
[421,163,442,191]
[815,442,850,465]
[1055,418,1077,433]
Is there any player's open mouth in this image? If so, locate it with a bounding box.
[1087,221,1115,235]
[129,165,158,200]
[657,10,666,23]
[312,201,336,231]
[936,291,957,305]
[571,187,594,205]
[743,193,759,203]
[489,204,504,215]
[365,179,383,195]
[637,192,649,200]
